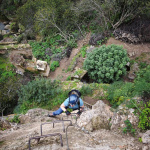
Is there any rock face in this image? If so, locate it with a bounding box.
[77,100,113,131]
[89,33,107,45]
[113,29,140,43]
[142,130,150,144]
[0,107,148,150]
[110,107,139,132]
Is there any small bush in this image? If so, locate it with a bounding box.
[80,85,93,96]
[66,39,77,48]
[106,81,135,107]
[138,102,150,130]
[80,45,88,58]
[83,44,129,83]
[11,115,20,124]
[123,119,136,136]
[134,65,150,101]
[50,61,59,71]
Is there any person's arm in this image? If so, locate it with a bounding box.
[80,104,84,112]
[60,103,67,112]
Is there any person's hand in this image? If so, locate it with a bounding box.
[77,111,82,116]
[65,111,71,116]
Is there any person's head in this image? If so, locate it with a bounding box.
[68,89,81,106]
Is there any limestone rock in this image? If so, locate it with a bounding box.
[110,104,139,131]
[19,115,32,124]
[25,60,37,72]
[142,130,150,144]
[0,119,11,129]
[77,100,113,131]
[36,60,47,71]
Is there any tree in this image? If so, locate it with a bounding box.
[75,0,150,29]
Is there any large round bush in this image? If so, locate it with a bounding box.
[83,44,129,83]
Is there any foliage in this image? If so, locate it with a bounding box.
[16,78,62,113]
[126,99,150,131]
[10,22,18,32]
[83,44,129,83]
[134,65,150,100]
[45,34,62,46]
[80,45,88,58]
[46,90,69,110]
[123,119,136,136]
[0,56,21,115]
[10,115,20,124]
[0,0,25,16]
[66,75,71,81]
[80,85,93,96]
[138,102,150,130]
[67,53,80,71]
[66,39,77,48]
[29,41,51,62]
[76,0,150,29]
[105,81,135,108]
[50,61,59,72]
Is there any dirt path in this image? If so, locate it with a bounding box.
[106,38,150,61]
[49,33,91,81]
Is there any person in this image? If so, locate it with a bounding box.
[48,89,84,117]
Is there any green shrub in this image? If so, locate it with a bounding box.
[66,75,71,81]
[0,56,21,115]
[17,78,62,113]
[138,102,150,130]
[66,39,77,48]
[134,65,150,100]
[29,41,51,62]
[106,81,135,107]
[83,44,129,83]
[50,61,59,71]
[80,45,88,58]
[11,115,20,124]
[123,119,136,136]
[80,85,93,96]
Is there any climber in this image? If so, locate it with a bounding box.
[48,89,84,117]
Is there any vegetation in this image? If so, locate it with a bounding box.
[10,115,20,124]
[83,45,129,83]
[0,0,150,135]
[15,78,63,113]
[0,56,21,116]
[123,119,136,136]
[50,61,59,71]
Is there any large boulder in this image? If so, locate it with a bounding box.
[77,100,113,131]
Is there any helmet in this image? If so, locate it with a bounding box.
[69,94,78,105]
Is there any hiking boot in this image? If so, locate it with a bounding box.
[48,113,55,117]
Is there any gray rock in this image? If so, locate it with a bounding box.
[142,130,150,144]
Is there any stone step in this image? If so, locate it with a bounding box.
[0,41,18,45]
[0,44,31,50]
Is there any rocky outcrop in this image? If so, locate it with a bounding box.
[89,33,107,45]
[113,29,140,44]
[110,104,139,132]
[142,130,150,144]
[77,100,113,131]
[9,49,50,77]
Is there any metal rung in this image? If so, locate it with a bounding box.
[28,133,63,150]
